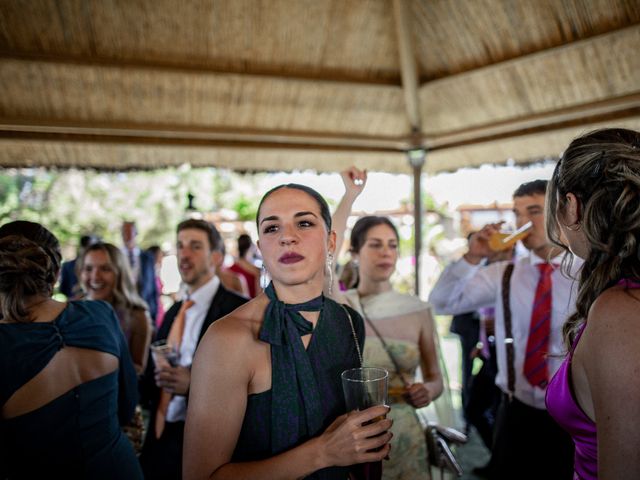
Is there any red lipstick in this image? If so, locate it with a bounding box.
[279,252,305,264]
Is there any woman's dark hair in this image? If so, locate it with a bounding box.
[545,128,640,349]
[0,221,62,323]
[348,216,399,289]
[513,179,547,198]
[177,219,223,252]
[237,234,253,257]
[349,216,399,254]
[147,245,162,257]
[256,184,332,231]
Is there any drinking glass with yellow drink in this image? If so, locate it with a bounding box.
[488,221,532,251]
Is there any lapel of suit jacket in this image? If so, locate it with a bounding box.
[196,285,226,345]
[158,300,181,340]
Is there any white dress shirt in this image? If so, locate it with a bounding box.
[428,252,581,409]
[166,274,220,422]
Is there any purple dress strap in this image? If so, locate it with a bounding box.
[546,279,640,479]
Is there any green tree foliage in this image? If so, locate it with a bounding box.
[0,167,263,258]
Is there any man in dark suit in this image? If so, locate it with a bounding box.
[139,219,248,480]
[122,220,159,321]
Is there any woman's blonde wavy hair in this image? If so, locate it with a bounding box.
[79,242,148,312]
[545,128,640,349]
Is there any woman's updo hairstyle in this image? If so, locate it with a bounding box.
[348,216,400,289]
[256,184,332,232]
[0,221,62,322]
[546,128,640,348]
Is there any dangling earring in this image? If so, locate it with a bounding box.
[260,263,270,289]
[566,222,581,232]
[327,253,334,296]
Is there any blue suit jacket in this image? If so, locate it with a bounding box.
[58,258,79,298]
[137,250,158,322]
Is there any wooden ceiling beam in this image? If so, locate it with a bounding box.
[0,118,409,152]
[1,89,637,156]
[0,51,401,87]
[392,0,422,133]
[425,92,640,150]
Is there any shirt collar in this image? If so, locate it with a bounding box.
[186,274,220,306]
[528,251,564,266]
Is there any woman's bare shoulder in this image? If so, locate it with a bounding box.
[205,295,268,343]
[585,286,640,349]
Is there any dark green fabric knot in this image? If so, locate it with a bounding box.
[261,282,321,345]
[259,282,325,456]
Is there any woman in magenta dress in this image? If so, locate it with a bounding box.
[545,128,640,479]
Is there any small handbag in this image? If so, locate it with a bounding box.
[358,300,467,478]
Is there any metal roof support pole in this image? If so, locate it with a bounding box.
[408,147,425,297]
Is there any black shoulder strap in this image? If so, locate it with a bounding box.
[501,263,516,397]
[340,304,363,367]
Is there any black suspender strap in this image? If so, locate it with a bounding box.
[501,263,516,398]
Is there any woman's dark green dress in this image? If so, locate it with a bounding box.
[232,283,365,479]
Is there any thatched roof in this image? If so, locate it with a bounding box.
[0,0,638,174]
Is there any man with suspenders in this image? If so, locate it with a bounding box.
[429,180,580,479]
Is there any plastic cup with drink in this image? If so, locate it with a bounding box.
[488,221,533,251]
[150,339,180,368]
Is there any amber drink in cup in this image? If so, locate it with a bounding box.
[488,221,532,251]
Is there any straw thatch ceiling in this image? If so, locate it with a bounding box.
[0,0,639,174]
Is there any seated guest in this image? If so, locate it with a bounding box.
[0,221,142,479]
[545,128,640,479]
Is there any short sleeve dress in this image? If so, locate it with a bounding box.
[0,300,143,479]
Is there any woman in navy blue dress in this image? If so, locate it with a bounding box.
[0,221,143,479]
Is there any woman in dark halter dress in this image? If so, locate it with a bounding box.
[183,184,393,479]
[0,221,142,480]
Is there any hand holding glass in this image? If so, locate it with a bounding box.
[488,221,532,251]
[341,367,389,480]
[150,339,180,368]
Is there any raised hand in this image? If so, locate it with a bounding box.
[340,166,367,201]
[464,222,504,264]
